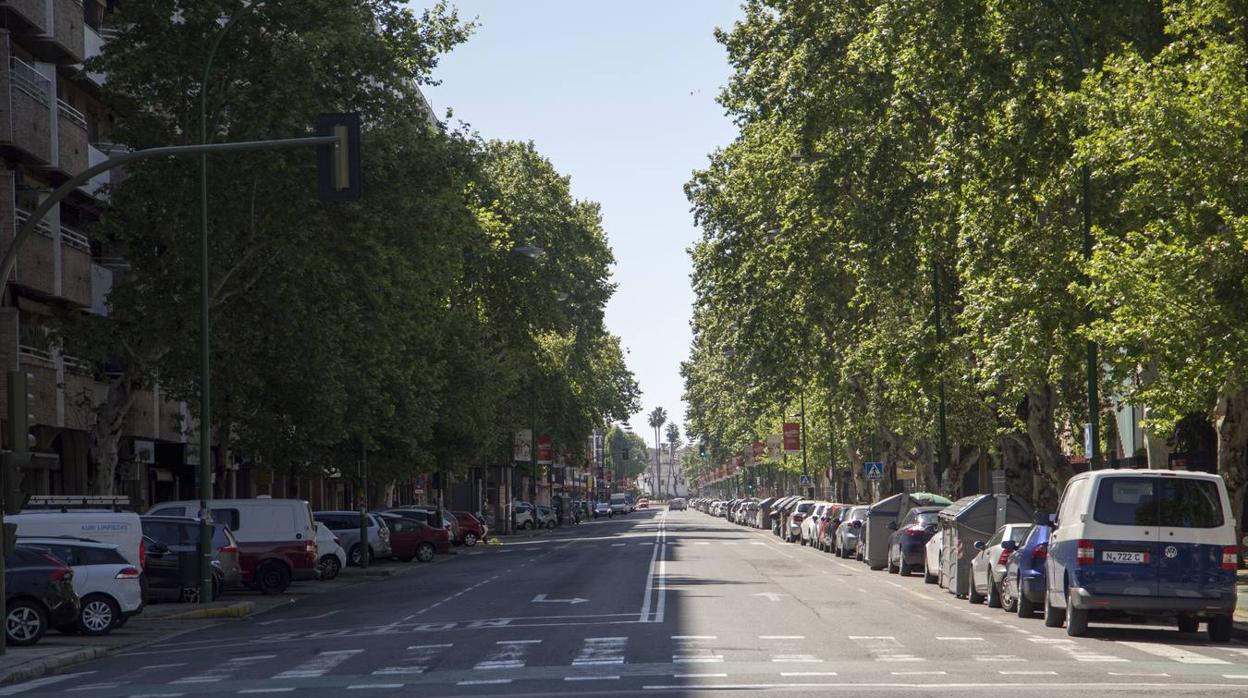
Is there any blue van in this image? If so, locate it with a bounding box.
[1044,469,1237,641]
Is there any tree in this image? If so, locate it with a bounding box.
[664,422,682,495]
[647,407,667,496]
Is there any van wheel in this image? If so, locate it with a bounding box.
[256,561,291,595]
[1177,616,1199,633]
[6,599,46,646]
[78,594,119,636]
[416,542,436,563]
[1065,592,1089,637]
[1208,615,1232,643]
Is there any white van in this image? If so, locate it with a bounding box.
[8,511,145,568]
[1044,469,1238,641]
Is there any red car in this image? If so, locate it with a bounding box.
[637,498,650,509]
[377,513,450,562]
[452,511,487,547]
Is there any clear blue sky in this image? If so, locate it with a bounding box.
[415,0,742,448]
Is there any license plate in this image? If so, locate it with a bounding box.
[1102,550,1148,564]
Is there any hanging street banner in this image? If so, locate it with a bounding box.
[766,434,782,459]
[783,422,801,453]
[537,435,554,465]
[752,441,766,461]
[513,429,532,463]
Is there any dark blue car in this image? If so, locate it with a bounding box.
[1001,523,1049,617]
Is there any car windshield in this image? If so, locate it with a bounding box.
[796,502,814,513]
[915,512,939,526]
[850,508,868,521]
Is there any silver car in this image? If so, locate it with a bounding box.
[313,511,392,566]
[668,498,687,511]
[969,523,1032,608]
[835,506,869,558]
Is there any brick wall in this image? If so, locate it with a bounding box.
[0,32,12,145]
[51,0,83,63]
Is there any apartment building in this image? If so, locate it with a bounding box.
[0,0,194,509]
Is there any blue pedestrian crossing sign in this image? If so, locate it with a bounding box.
[799,475,813,487]
[864,462,885,480]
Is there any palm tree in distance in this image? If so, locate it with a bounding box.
[664,422,682,496]
[647,407,667,498]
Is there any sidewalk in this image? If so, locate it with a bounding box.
[0,562,405,686]
[1234,569,1248,639]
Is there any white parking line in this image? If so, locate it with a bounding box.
[347,685,404,690]
[0,673,96,695]
[760,635,805,640]
[674,673,728,678]
[1117,641,1230,664]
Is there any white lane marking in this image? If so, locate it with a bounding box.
[760,635,805,640]
[974,654,1025,662]
[565,676,620,681]
[273,649,363,679]
[750,542,766,545]
[172,654,273,684]
[672,635,717,640]
[1117,641,1230,664]
[612,543,626,547]
[1030,637,1128,663]
[695,542,710,545]
[573,637,627,666]
[68,685,120,693]
[139,664,186,670]
[1222,674,1248,679]
[408,643,453,649]
[782,672,838,677]
[674,673,728,678]
[639,513,667,622]
[1000,671,1056,675]
[0,673,96,695]
[498,639,543,644]
[239,690,294,695]
[771,655,823,663]
[849,635,923,662]
[1109,672,1171,677]
[347,685,404,690]
[936,637,983,641]
[458,679,512,685]
[374,644,449,676]
[891,671,946,675]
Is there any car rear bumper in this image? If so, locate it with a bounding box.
[1020,574,1046,602]
[1069,587,1236,615]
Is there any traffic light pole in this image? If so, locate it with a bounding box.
[0,370,34,655]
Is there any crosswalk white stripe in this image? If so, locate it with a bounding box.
[373,644,448,676]
[1117,642,1230,664]
[0,672,96,695]
[475,641,538,670]
[850,635,924,662]
[573,637,627,666]
[172,654,272,684]
[274,649,364,679]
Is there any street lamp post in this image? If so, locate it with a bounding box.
[1041,0,1100,470]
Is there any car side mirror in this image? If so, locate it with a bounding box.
[887,522,898,531]
[973,540,986,551]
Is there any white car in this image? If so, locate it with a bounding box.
[969,523,1032,607]
[800,502,828,545]
[924,529,943,585]
[18,537,142,636]
[314,522,346,581]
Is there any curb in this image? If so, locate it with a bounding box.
[165,602,256,620]
[0,647,109,687]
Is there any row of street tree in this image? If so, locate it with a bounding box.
[680,0,1248,525]
[72,0,639,497]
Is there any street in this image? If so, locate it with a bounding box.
[1,508,1245,696]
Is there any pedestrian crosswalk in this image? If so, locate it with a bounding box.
[7,632,1248,695]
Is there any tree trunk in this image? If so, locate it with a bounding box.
[1025,385,1073,510]
[1213,387,1248,568]
[88,377,137,495]
[998,432,1035,504]
[844,437,867,503]
[914,438,936,493]
[1138,361,1172,468]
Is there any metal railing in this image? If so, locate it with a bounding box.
[60,224,90,252]
[14,209,54,239]
[17,344,53,366]
[57,98,87,130]
[10,56,51,106]
[62,354,92,375]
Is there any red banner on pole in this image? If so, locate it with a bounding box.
[783,423,801,453]
[537,436,553,465]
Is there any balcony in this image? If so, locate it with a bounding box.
[82,24,105,85]
[4,53,54,164]
[13,208,56,297]
[56,96,87,174]
[59,221,91,306]
[6,0,85,65]
[78,143,109,198]
[0,1,50,36]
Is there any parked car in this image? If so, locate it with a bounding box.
[1044,469,1238,641]
[376,513,450,562]
[386,506,460,542]
[140,517,241,601]
[969,523,1032,607]
[801,503,828,545]
[534,505,558,529]
[836,506,869,559]
[17,538,141,636]
[513,501,537,529]
[785,501,815,542]
[147,498,318,595]
[886,506,943,576]
[453,511,487,546]
[637,498,650,510]
[314,511,393,566]
[924,524,944,584]
[9,510,145,568]
[668,498,687,511]
[1001,522,1050,617]
[593,502,613,519]
[314,522,346,581]
[4,548,79,646]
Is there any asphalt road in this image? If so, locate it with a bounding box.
[4,507,1248,697]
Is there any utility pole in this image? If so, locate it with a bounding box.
[800,393,812,499]
[358,440,368,569]
[1,370,35,655]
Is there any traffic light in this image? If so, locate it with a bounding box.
[315,112,362,202]
[698,443,706,458]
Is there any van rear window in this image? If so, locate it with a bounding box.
[1093,477,1223,528]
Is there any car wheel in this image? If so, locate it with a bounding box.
[888,549,900,574]
[523,521,534,530]
[256,561,292,595]
[968,575,985,605]
[1065,584,1088,637]
[319,554,342,581]
[1177,615,1199,633]
[348,544,364,567]
[463,532,478,547]
[923,565,937,585]
[1017,580,1037,618]
[1208,614,1232,643]
[987,579,1002,608]
[1043,589,1065,627]
[416,542,436,563]
[546,521,556,530]
[6,599,47,646]
[899,557,913,577]
[78,594,119,636]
